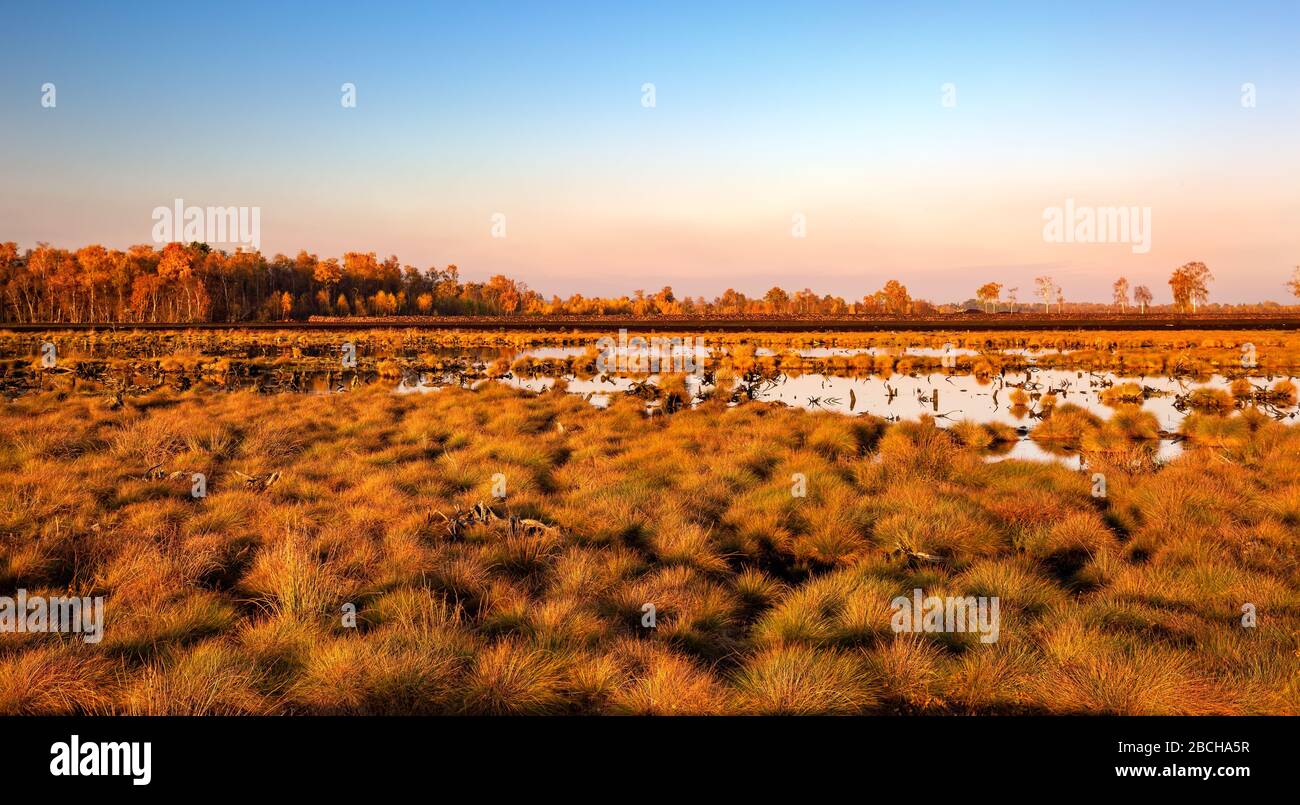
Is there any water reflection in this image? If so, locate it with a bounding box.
[10,337,1294,469]
[980,434,1184,466]
[744,370,1213,432]
[488,366,1291,467]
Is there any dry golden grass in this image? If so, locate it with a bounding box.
[0,380,1296,715]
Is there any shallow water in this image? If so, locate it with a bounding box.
[739,370,1205,430]
[981,434,1185,467]
[393,361,1299,467]
[515,344,986,360]
[9,336,1295,468]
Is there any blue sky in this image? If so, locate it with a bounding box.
[2,1,1298,302]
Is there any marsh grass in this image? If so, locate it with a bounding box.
[0,381,1296,715]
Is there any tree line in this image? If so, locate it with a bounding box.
[0,241,931,323]
[0,242,1293,323]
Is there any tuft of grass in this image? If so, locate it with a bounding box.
[0,645,116,715]
[121,641,273,715]
[606,641,728,715]
[731,645,880,714]
[460,640,570,715]
[1031,403,1102,444]
[1034,645,1235,715]
[1186,387,1236,414]
[1180,412,1251,447]
[241,531,348,619]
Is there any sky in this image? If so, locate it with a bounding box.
[2,0,1298,304]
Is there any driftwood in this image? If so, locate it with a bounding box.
[233,470,280,492]
[894,547,948,568]
[434,501,556,540]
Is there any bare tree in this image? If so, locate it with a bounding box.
[1112,277,1130,312]
[1133,285,1153,313]
[1035,276,1056,313]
